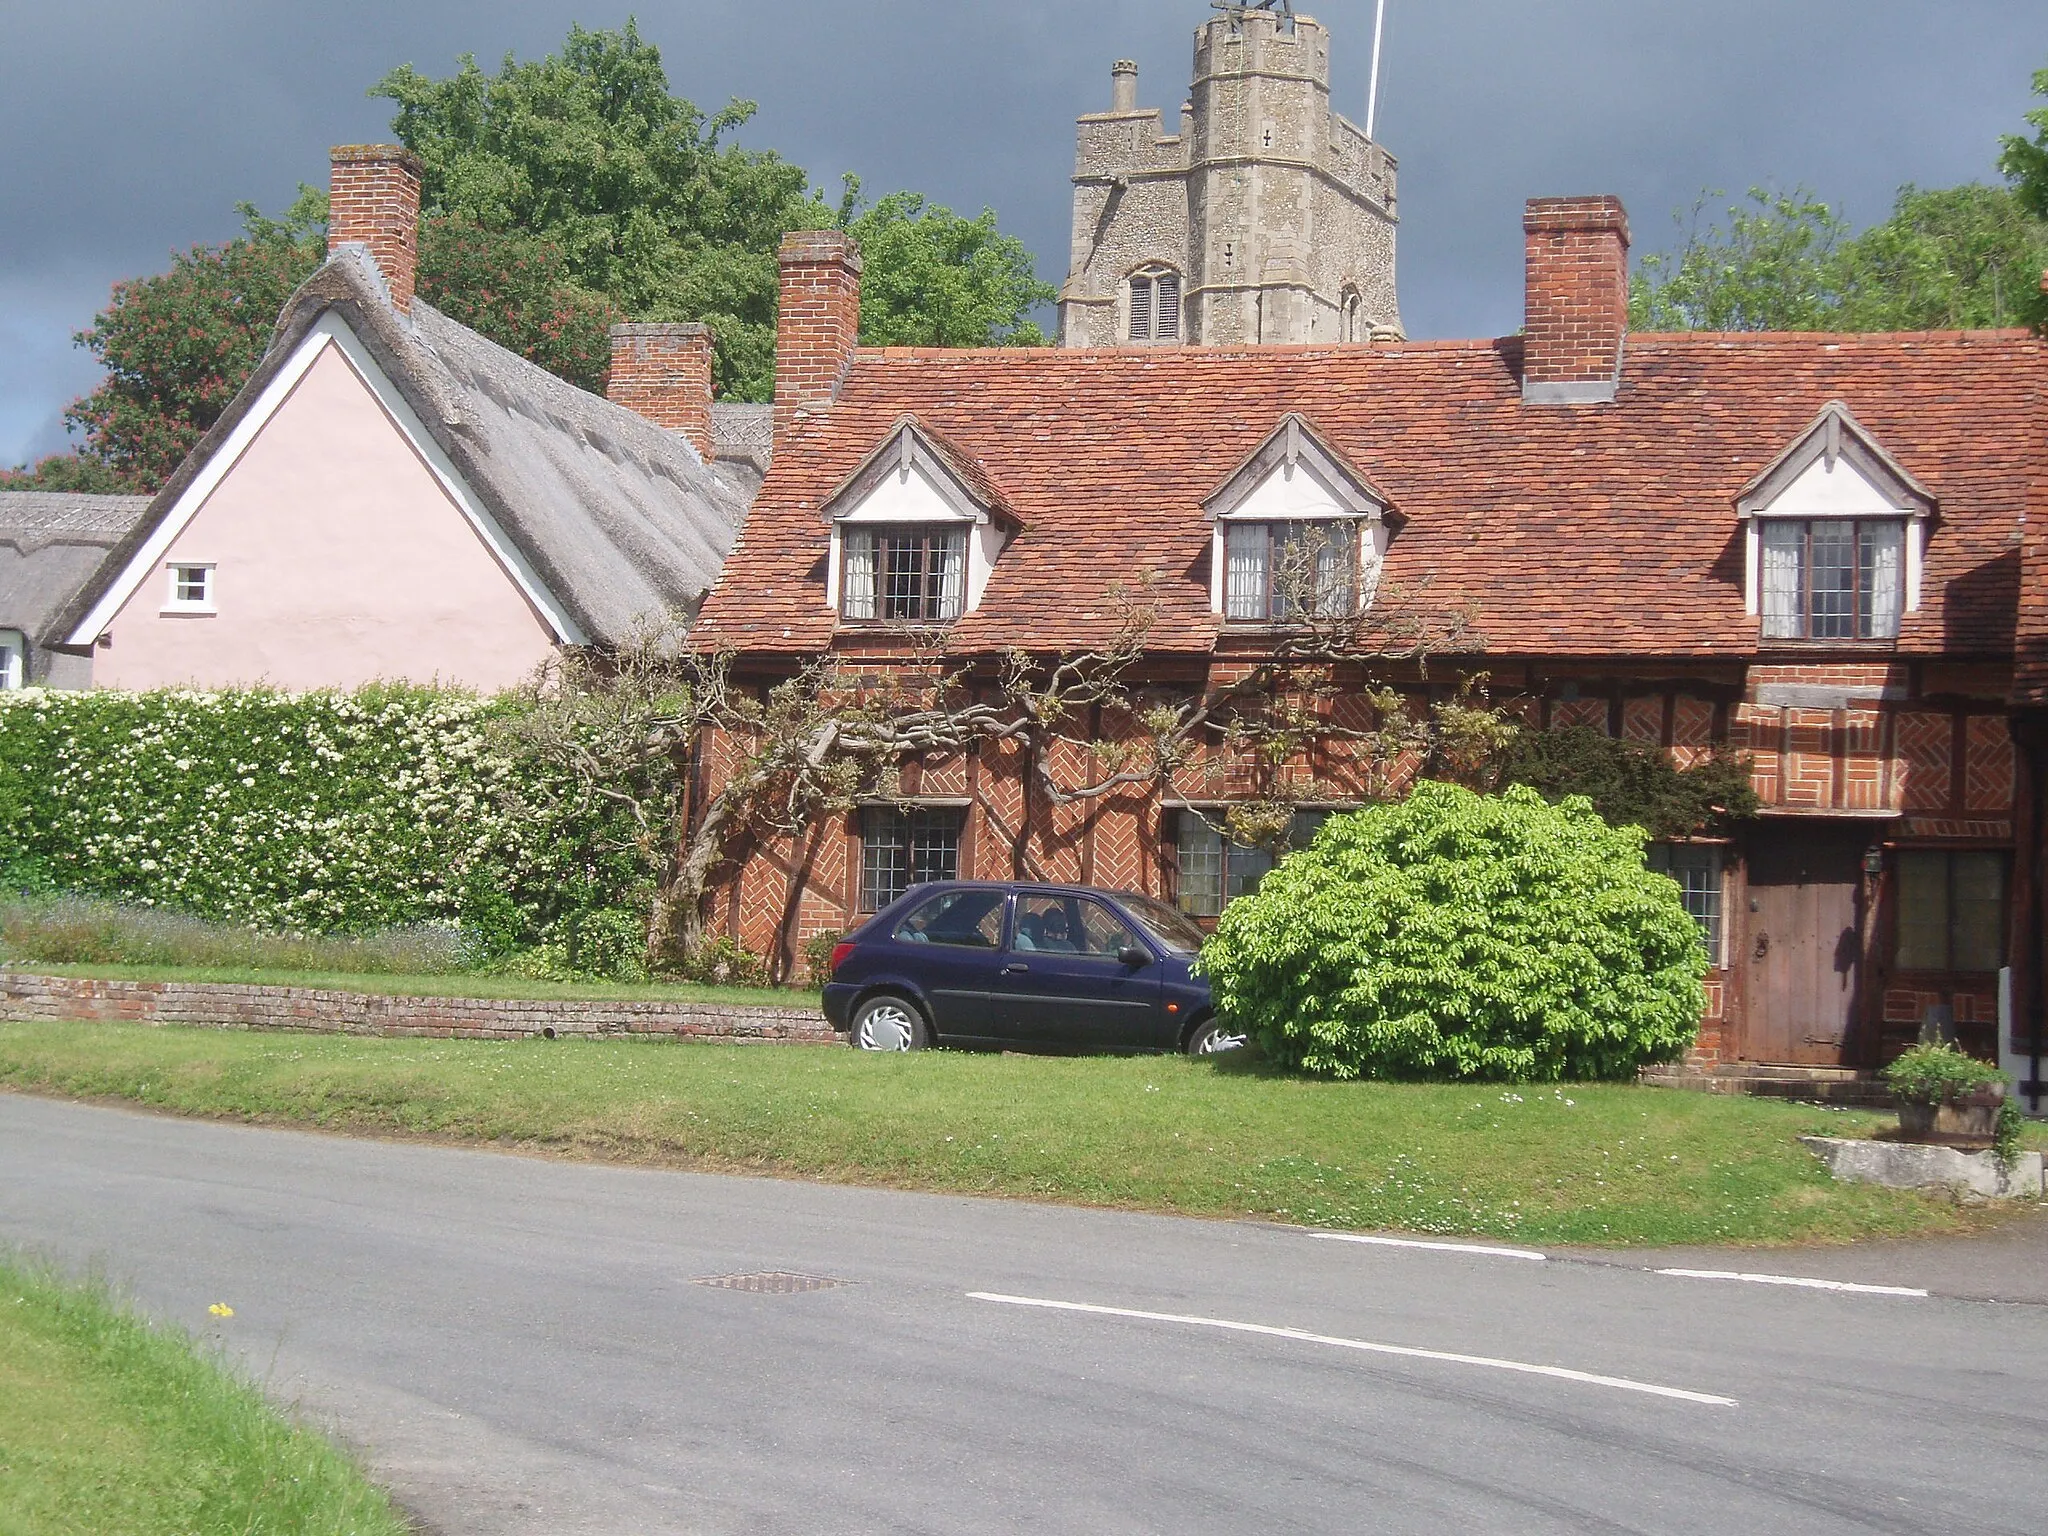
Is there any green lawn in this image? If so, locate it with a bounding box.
[6,962,817,1011]
[3,1020,2038,1248]
[0,1254,409,1536]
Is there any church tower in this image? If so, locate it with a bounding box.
[1058,5,1402,349]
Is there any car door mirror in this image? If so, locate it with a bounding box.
[1117,944,1150,968]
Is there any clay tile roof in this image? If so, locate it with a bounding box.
[693,332,2046,663]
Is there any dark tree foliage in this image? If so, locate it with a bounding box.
[0,452,130,492]
[2002,63,2048,332]
[417,215,625,395]
[1493,726,1761,841]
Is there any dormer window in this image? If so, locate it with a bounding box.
[842,527,966,623]
[821,416,1020,626]
[1760,519,1905,641]
[1739,403,1935,646]
[1128,268,1182,344]
[1204,414,1389,626]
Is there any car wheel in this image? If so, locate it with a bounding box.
[1185,1018,1249,1057]
[851,995,929,1053]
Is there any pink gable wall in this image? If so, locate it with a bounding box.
[97,340,559,692]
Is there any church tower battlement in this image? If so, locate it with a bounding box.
[1059,7,1402,349]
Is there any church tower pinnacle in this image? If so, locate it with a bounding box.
[1058,6,1402,349]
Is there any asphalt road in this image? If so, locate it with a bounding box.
[3,1092,2045,1536]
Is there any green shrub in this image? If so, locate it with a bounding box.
[0,686,642,948]
[1882,1042,2009,1106]
[1201,782,1708,1081]
[1495,725,1760,839]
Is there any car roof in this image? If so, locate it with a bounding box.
[897,880,1149,902]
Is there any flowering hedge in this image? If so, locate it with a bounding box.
[0,687,636,947]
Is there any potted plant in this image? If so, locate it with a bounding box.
[1883,1043,2011,1149]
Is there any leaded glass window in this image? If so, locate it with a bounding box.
[841,527,968,623]
[859,807,964,912]
[1758,520,1906,641]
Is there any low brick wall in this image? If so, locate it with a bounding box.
[0,973,837,1046]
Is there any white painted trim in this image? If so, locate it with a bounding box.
[967,1294,1739,1406]
[68,332,330,644]
[161,561,217,616]
[0,629,24,691]
[1744,514,1925,621]
[69,314,586,648]
[1744,523,1761,618]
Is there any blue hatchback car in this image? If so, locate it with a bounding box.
[822,882,1244,1056]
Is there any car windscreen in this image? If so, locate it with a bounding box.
[1117,893,1209,955]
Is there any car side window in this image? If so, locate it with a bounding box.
[1013,894,1079,954]
[1073,899,1141,958]
[893,890,1005,949]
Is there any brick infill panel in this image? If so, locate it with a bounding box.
[0,974,837,1045]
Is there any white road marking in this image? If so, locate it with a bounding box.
[1654,1269,1930,1298]
[968,1292,1738,1407]
[1312,1233,1548,1262]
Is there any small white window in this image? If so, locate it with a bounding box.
[1647,845,1727,967]
[1128,269,1182,344]
[0,630,25,690]
[165,563,216,614]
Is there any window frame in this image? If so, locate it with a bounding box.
[0,629,25,691]
[1647,843,1727,968]
[1174,808,1334,919]
[1895,848,2010,975]
[839,524,969,625]
[1127,268,1183,345]
[1222,519,1362,625]
[1757,518,1906,643]
[858,805,966,914]
[163,562,216,615]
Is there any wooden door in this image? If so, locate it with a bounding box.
[1742,829,1868,1066]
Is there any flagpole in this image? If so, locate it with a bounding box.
[1365,0,1387,141]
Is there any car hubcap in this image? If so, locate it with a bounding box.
[1197,1027,1248,1055]
[857,1004,916,1052]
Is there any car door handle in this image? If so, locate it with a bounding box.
[1001,963,1030,976]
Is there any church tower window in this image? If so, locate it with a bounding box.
[1129,268,1183,344]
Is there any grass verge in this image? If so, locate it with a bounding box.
[4,962,817,1010]
[4,1020,2040,1248]
[0,1253,409,1535]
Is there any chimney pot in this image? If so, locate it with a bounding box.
[1112,59,1140,114]
[608,323,715,459]
[1522,196,1631,405]
[328,145,424,314]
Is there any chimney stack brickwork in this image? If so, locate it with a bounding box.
[1522,196,1631,404]
[774,230,864,441]
[608,323,716,459]
[328,146,425,314]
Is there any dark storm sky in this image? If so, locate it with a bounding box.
[3,0,2043,462]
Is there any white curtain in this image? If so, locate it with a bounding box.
[1226,523,1270,620]
[841,529,876,620]
[1859,521,1905,639]
[938,530,967,620]
[1760,522,1804,639]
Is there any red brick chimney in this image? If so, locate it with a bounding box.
[774,230,863,440]
[329,145,424,314]
[607,323,715,459]
[1522,196,1631,404]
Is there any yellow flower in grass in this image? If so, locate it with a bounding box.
[209,1303,235,1319]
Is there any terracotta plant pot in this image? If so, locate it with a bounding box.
[1896,1084,2006,1149]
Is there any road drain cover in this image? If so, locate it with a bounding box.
[691,1271,855,1294]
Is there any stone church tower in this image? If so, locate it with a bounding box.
[1058,6,1402,349]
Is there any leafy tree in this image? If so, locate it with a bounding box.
[842,184,1055,347]
[373,23,1055,397]
[373,21,830,401]
[1833,183,2048,331]
[418,215,625,394]
[1201,783,1707,1082]
[1631,187,1852,332]
[58,196,327,490]
[2000,63,2048,330]
[0,451,130,493]
[1493,726,1759,840]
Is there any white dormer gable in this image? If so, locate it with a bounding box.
[1202,414,1392,619]
[1738,402,1937,620]
[820,416,1016,619]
